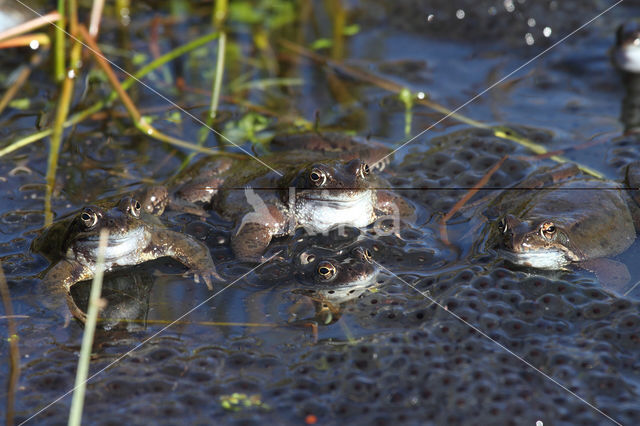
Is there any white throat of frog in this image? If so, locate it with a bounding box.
[73,227,151,266]
[294,190,374,233]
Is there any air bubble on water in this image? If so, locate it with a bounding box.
[525,33,534,46]
[504,0,515,13]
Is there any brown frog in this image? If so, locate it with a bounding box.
[488,162,640,288]
[140,132,411,260]
[32,197,219,321]
[291,244,378,325]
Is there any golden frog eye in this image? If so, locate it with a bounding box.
[359,163,370,178]
[317,261,337,280]
[80,208,98,229]
[354,247,373,262]
[120,197,142,218]
[309,168,327,186]
[540,221,556,239]
[129,198,142,218]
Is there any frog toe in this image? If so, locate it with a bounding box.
[186,268,223,290]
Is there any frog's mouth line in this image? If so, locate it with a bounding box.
[77,227,150,263]
[299,189,372,203]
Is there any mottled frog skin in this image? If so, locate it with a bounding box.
[488,163,640,285]
[140,132,410,261]
[33,197,219,321]
[292,244,378,324]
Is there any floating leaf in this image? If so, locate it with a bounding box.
[8,99,30,110]
[343,24,360,36]
[311,38,332,50]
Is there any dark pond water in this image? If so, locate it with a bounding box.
[2,0,640,424]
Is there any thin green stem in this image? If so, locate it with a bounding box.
[181,0,228,171]
[0,262,19,426]
[0,32,220,158]
[209,32,226,123]
[45,0,80,226]
[68,230,108,426]
[45,73,74,226]
[54,0,65,81]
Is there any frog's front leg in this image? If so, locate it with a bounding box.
[42,260,93,322]
[231,204,288,261]
[376,190,415,218]
[148,229,221,289]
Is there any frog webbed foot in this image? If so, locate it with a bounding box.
[183,268,220,290]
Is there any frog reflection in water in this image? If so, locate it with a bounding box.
[292,245,378,325]
[140,132,409,260]
[488,162,640,287]
[33,197,219,321]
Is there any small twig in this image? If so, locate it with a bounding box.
[0,262,20,426]
[97,318,282,327]
[88,0,105,38]
[279,38,488,128]
[0,315,30,320]
[0,33,50,49]
[0,10,60,42]
[439,155,508,244]
[0,54,42,116]
[149,16,162,59]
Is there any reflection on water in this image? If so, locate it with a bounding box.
[2,0,640,424]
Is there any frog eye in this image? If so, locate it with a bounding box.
[309,168,327,186]
[353,247,373,263]
[129,198,142,218]
[363,249,373,262]
[119,197,141,218]
[540,221,556,239]
[358,163,370,179]
[300,252,316,265]
[498,218,508,234]
[317,261,337,280]
[80,208,98,229]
